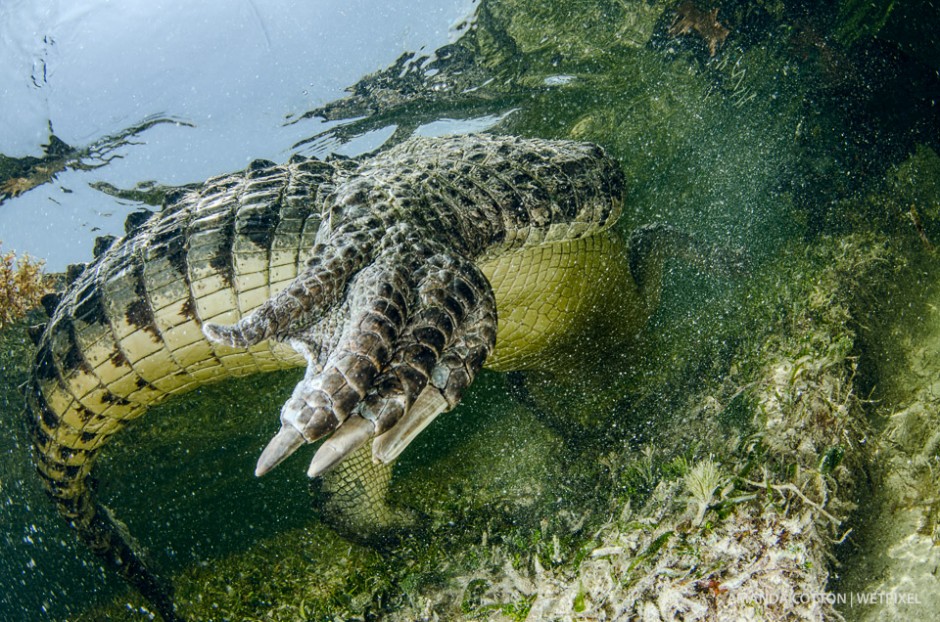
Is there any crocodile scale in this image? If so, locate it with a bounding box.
[26,134,633,621]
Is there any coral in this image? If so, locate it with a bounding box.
[0,241,53,330]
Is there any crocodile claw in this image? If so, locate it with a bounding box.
[308,415,374,477]
[372,386,450,464]
[204,208,497,480]
[32,134,626,619]
[256,425,305,476]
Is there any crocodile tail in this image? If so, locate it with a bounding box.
[86,504,182,622]
[26,378,182,621]
[25,155,334,620]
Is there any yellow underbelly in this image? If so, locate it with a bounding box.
[480,231,646,374]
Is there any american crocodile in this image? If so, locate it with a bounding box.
[26,133,690,621]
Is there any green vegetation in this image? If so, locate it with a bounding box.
[0,242,53,330]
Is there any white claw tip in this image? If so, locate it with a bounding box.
[255,426,306,476]
[306,416,374,478]
[307,446,341,478]
[372,388,448,464]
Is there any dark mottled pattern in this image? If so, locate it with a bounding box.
[124,208,154,235]
[125,263,161,339]
[72,279,107,325]
[92,235,116,258]
[65,262,86,285]
[26,134,624,622]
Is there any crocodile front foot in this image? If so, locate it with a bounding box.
[204,217,497,479]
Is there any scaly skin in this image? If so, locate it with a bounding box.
[26,134,628,621]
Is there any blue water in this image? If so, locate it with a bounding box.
[0,0,478,270]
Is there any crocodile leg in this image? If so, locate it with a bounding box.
[314,443,415,546]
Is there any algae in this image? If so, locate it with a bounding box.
[828,149,940,621]
[0,243,53,330]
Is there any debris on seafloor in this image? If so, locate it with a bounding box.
[668,1,730,57]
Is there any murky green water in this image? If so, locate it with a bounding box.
[2,1,939,620]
